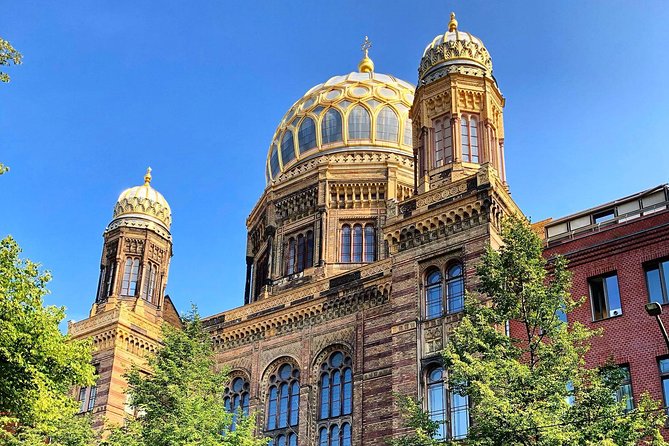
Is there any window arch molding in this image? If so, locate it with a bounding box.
[224,369,252,424]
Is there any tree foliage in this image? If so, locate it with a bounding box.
[102,310,267,446]
[0,236,97,445]
[441,216,667,445]
[0,37,22,83]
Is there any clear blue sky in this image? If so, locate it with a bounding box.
[2,1,668,324]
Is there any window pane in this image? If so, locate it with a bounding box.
[306,231,314,268]
[352,225,363,262]
[322,109,342,144]
[88,386,97,411]
[343,368,352,415]
[128,259,139,295]
[341,225,351,262]
[331,426,340,446]
[331,370,341,417]
[470,117,479,163]
[348,105,371,140]
[298,117,317,153]
[364,225,375,262]
[647,266,664,303]
[605,275,622,317]
[270,144,281,177]
[426,285,442,318]
[320,374,330,419]
[615,366,633,412]
[376,107,399,142]
[319,428,328,446]
[297,235,305,272]
[290,382,299,426]
[287,238,296,275]
[450,391,469,440]
[121,258,132,295]
[403,118,412,146]
[461,118,470,161]
[277,435,286,446]
[447,276,464,314]
[268,387,278,430]
[281,130,295,165]
[288,433,297,446]
[342,423,352,446]
[590,277,607,321]
[279,383,289,428]
[660,358,669,374]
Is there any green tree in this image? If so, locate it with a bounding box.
[440,216,667,445]
[0,37,22,83]
[102,310,267,446]
[0,236,97,445]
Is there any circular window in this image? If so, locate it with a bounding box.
[325,89,342,100]
[379,87,397,99]
[279,364,292,380]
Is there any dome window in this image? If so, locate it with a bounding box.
[322,109,343,144]
[376,107,399,142]
[348,105,371,140]
[351,86,369,97]
[379,87,397,99]
[403,119,413,147]
[325,89,342,100]
[280,130,296,165]
[298,118,317,153]
[270,144,281,178]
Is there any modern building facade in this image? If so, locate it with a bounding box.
[67,12,669,445]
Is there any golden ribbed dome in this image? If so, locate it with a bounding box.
[110,168,172,231]
[419,12,492,83]
[266,71,416,183]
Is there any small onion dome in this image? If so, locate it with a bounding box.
[419,12,492,84]
[108,168,172,235]
[266,71,415,183]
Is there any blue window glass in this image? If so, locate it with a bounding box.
[281,130,295,165]
[590,273,622,321]
[270,144,280,178]
[450,390,470,439]
[343,368,352,415]
[322,109,342,144]
[376,107,399,142]
[288,433,297,446]
[352,225,363,263]
[469,117,479,163]
[364,225,375,262]
[279,383,289,428]
[320,374,330,419]
[615,365,633,413]
[342,423,352,446]
[341,225,351,263]
[298,117,317,153]
[268,387,278,430]
[348,105,371,140]
[290,381,299,426]
[425,269,443,318]
[427,367,446,440]
[331,425,340,446]
[331,370,341,417]
[646,260,669,304]
[319,428,328,446]
[660,358,669,415]
[447,263,464,314]
[266,362,299,442]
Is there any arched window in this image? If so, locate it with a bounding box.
[352,225,363,262]
[141,263,158,303]
[376,107,399,142]
[341,225,351,263]
[461,115,479,163]
[348,105,371,140]
[322,109,343,144]
[425,269,443,318]
[285,230,314,276]
[104,260,116,298]
[364,224,376,262]
[224,376,250,430]
[318,352,353,446]
[446,263,464,314]
[427,367,447,440]
[298,117,317,153]
[270,143,281,178]
[121,258,140,296]
[266,363,300,445]
[434,115,452,167]
[281,130,296,165]
[306,231,314,267]
[403,118,413,146]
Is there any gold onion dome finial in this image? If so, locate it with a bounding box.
[358,36,374,73]
[448,12,458,32]
[144,166,152,186]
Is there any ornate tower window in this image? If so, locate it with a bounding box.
[340,223,376,263]
[348,105,371,140]
[266,363,300,446]
[121,258,140,296]
[446,263,464,313]
[141,263,158,303]
[460,115,479,163]
[426,366,470,441]
[433,115,452,167]
[284,230,314,275]
[318,351,353,446]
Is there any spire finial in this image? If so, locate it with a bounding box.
[448,12,458,32]
[144,167,152,186]
[358,36,375,73]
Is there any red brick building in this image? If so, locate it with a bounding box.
[543,184,669,413]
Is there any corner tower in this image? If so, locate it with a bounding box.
[68,169,180,428]
[412,13,506,192]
